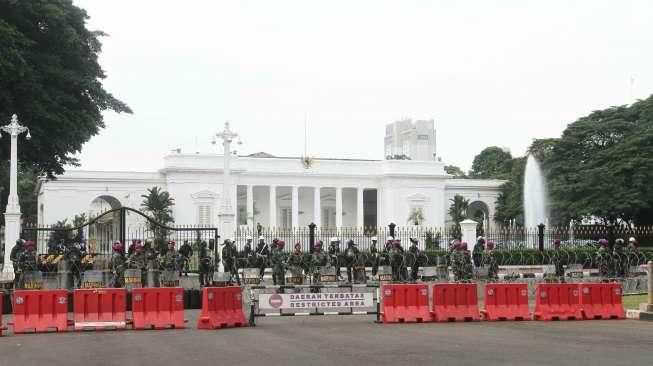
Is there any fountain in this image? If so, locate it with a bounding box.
[523,155,549,244]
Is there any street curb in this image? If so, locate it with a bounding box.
[625,309,653,321]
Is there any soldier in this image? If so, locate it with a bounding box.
[390,239,407,282]
[343,239,360,283]
[221,239,239,285]
[161,240,181,272]
[179,240,193,277]
[408,237,421,281]
[370,237,380,279]
[198,240,213,287]
[109,241,127,288]
[10,239,25,288]
[613,238,627,278]
[626,237,639,271]
[242,236,253,267]
[450,241,473,283]
[66,241,84,287]
[17,240,38,288]
[596,238,612,279]
[270,240,286,286]
[551,239,565,278]
[287,242,305,269]
[328,237,341,280]
[127,239,139,257]
[255,236,270,280]
[310,240,329,285]
[127,241,146,270]
[484,240,499,280]
[472,236,485,268]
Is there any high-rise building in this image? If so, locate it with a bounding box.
[384,118,436,161]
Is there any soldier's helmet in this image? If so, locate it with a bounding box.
[246,235,253,242]
[386,236,394,242]
[277,240,285,249]
[294,242,302,253]
[15,238,25,246]
[554,239,561,247]
[615,238,625,246]
[486,240,495,250]
[113,241,123,252]
[477,236,485,244]
[134,241,143,251]
[598,239,609,247]
[451,239,461,250]
[25,240,36,251]
[371,236,378,242]
[410,237,418,245]
[200,240,207,248]
[315,240,323,250]
[347,239,355,247]
[330,237,338,243]
[460,241,468,250]
[272,238,279,245]
[629,237,638,246]
[167,240,175,249]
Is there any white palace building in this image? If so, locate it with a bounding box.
[36,122,504,237]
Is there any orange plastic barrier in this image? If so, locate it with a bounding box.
[533,283,583,321]
[481,283,531,321]
[132,287,185,330]
[197,286,247,329]
[381,284,432,323]
[432,283,480,322]
[73,288,127,331]
[13,290,69,333]
[579,283,625,320]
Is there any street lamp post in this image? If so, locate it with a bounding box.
[2,114,31,275]
[212,121,241,253]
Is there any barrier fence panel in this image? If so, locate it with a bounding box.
[534,283,583,321]
[432,283,480,322]
[13,289,69,333]
[132,287,185,330]
[481,283,531,321]
[579,283,625,320]
[380,283,431,323]
[73,288,127,331]
[197,286,248,330]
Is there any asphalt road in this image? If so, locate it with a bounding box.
[0,311,651,366]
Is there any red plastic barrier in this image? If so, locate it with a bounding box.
[579,283,625,320]
[1,295,5,336]
[381,284,432,323]
[132,287,185,330]
[481,283,531,321]
[13,290,69,333]
[197,286,247,329]
[432,283,480,322]
[73,288,127,331]
[533,283,583,321]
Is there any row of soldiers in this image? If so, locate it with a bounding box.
[595,237,640,278]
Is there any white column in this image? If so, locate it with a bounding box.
[335,187,343,229]
[460,219,478,258]
[376,187,382,228]
[247,185,254,229]
[291,186,299,228]
[314,186,321,227]
[357,187,364,229]
[269,185,277,228]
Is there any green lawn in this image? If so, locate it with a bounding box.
[623,294,647,310]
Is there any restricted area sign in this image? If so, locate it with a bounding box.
[259,292,374,310]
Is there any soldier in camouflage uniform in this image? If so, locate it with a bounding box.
[472,236,485,268]
[198,240,213,287]
[595,239,612,279]
[255,236,270,280]
[243,236,253,267]
[178,240,192,277]
[17,240,38,288]
[160,240,181,272]
[625,237,639,273]
[270,240,286,286]
[328,237,342,280]
[221,239,239,285]
[310,240,329,284]
[613,238,627,278]
[109,241,127,288]
[370,237,380,278]
[408,238,422,281]
[550,239,565,279]
[286,242,306,272]
[128,241,146,270]
[484,240,499,280]
[390,239,407,282]
[450,241,473,283]
[343,239,360,283]
[10,239,25,288]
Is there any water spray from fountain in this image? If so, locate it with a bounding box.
[523,155,549,246]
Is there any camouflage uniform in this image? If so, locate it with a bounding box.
[10,239,25,288]
[243,238,253,267]
[178,241,193,276]
[109,243,127,288]
[370,238,380,277]
[612,239,627,278]
[286,247,306,272]
[310,243,329,284]
[408,239,421,281]
[472,237,485,268]
[328,238,341,279]
[343,240,360,283]
[551,243,565,278]
[161,245,181,272]
[596,242,612,278]
[270,241,286,286]
[221,240,239,284]
[17,243,38,288]
[450,243,473,283]
[198,241,213,287]
[255,238,270,280]
[389,240,408,282]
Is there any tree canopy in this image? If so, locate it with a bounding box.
[468,146,513,179]
[0,0,131,178]
[444,165,467,178]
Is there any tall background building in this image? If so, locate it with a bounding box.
[384,119,436,161]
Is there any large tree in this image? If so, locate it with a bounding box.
[468,146,513,179]
[0,0,131,179]
[444,165,467,178]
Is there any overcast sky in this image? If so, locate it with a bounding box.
[71,0,653,173]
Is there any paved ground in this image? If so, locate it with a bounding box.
[0,311,651,366]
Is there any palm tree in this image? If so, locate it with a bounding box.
[141,186,175,250]
[448,195,469,224]
[407,207,425,225]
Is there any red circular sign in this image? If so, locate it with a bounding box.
[269,293,283,308]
